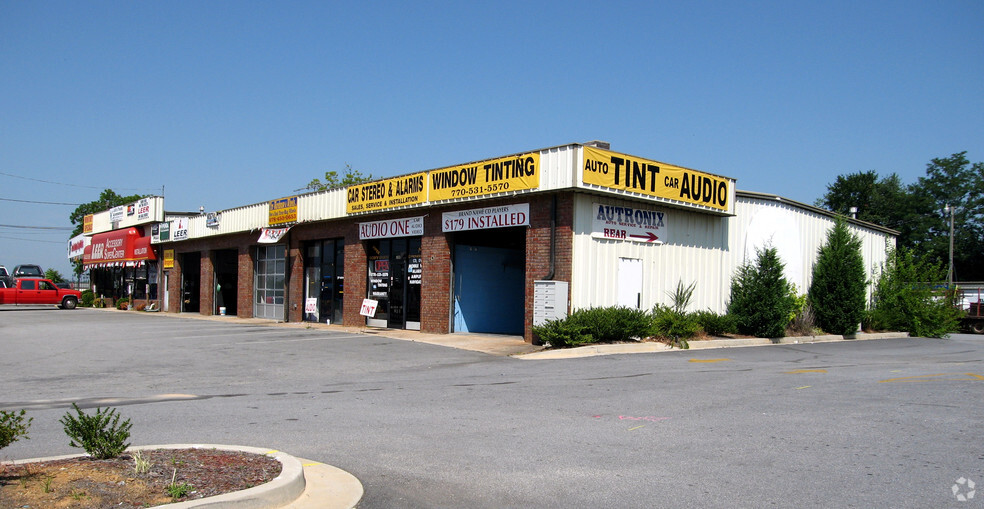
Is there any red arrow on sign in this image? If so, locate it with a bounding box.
[628,232,660,242]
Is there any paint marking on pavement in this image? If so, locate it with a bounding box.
[795,386,811,390]
[628,425,645,431]
[785,369,827,374]
[689,358,731,363]
[878,373,984,383]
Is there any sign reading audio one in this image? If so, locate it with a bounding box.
[582,147,733,212]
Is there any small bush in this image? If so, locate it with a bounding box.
[651,305,699,349]
[570,306,652,343]
[0,409,33,450]
[80,290,95,307]
[787,303,817,336]
[93,298,105,308]
[116,297,130,310]
[695,310,737,336]
[59,403,132,459]
[533,317,593,348]
[533,305,652,348]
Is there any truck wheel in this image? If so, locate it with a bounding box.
[971,321,984,335]
[61,297,78,310]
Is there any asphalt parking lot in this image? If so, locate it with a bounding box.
[2,308,982,508]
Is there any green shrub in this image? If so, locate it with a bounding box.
[80,290,95,307]
[728,245,797,338]
[570,306,652,343]
[532,317,593,348]
[651,305,699,349]
[870,246,962,338]
[0,409,33,450]
[116,297,130,310]
[59,403,132,459]
[809,218,867,335]
[533,305,652,348]
[695,310,737,336]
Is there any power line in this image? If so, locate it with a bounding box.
[0,171,158,192]
[0,197,82,205]
[0,223,74,231]
[0,235,66,244]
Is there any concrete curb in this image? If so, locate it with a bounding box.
[517,332,911,359]
[7,444,362,509]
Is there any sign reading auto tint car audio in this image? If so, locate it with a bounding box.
[269,196,298,226]
[582,147,732,212]
[347,173,427,213]
[429,152,540,202]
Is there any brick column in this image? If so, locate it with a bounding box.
[421,214,451,334]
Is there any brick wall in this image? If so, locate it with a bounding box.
[156,193,575,343]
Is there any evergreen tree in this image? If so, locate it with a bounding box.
[728,246,797,338]
[870,246,962,338]
[808,218,866,335]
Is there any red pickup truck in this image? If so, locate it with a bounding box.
[0,278,82,309]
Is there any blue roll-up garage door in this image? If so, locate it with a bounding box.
[453,243,525,334]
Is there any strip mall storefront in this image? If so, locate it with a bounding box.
[146,142,895,343]
[83,227,159,304]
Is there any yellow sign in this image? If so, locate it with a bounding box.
[269,196,298,226]
[163,249,174,269]
[346,173,428,214]
[429,152,540,202]
[582,147,732,212]
[83,214,93,234]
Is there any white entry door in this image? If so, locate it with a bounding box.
[163,274,170,312]
[617,257,643,308]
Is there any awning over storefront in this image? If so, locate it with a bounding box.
[83,228,158,269]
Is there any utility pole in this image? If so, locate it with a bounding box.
[946,204,954,286]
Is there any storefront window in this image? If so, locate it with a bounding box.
[303,239,344,324]
[254,244,286,320]
[366,237,421,330]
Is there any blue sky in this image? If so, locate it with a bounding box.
[2,0,982,276]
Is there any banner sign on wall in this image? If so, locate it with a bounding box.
[429,152,540,202]
[442,203,529,232]
[163,249,174,269]
[258,227,290,243]
[137,198,151,221]
[269,196,298,226]
[83,214,93,234]
[347,172,428,214]
[206,212,221,227]
[591,202,667,243]
[68,234,88,259]
[582,146,732,212]
[172,217,189,241]
[109,206,125,223]
[359,216,424,240]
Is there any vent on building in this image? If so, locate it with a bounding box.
[583,140,611,150]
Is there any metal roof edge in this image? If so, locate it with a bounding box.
[736,189,900,236]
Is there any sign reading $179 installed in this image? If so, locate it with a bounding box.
[429,152,540,202]
[582,147,732,212]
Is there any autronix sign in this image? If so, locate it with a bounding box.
[582,147,732,212]
[591,203,667,243]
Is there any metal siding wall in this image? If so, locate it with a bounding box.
[573,194,897,315]
[571,195,730,313]
[731,196,895,305]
